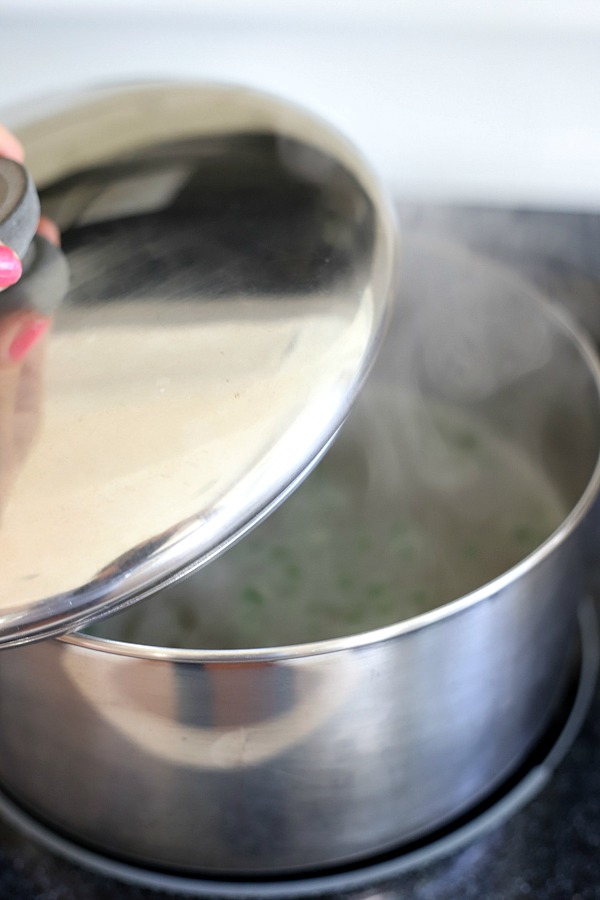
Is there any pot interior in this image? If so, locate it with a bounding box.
[84,236,600,650]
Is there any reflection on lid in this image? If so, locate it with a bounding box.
[0,84,396,645]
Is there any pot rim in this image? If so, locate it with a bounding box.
[63,260,600,663]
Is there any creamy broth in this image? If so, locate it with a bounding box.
[86,390,566,648]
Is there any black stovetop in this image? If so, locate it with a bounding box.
[1,204,599,900]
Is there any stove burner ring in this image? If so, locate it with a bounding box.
[0,597,597,899]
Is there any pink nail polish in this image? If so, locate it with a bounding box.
[0,245,22,289]
[8,318,50,363]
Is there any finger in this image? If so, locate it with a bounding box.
[14,328,49,465]
[36,216,61,247]
[0,125,25,163]
[0,309,50,366]
[0,242,22,292]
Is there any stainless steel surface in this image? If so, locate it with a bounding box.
[0,236,598,874]
[0,82,396,646]
[0,598,596,898]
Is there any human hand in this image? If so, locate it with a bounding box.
[0,124,58,515]
[0,125,25,291]
[0,124,58,356]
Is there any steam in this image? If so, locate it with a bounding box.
[86,234,600,649]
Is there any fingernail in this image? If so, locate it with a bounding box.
[8,317,50,363]
[0,244,22,290]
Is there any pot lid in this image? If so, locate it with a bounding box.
[0,82,396,646]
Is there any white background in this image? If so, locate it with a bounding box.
[1,2,599,209]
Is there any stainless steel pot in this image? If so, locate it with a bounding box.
[0,235,598,875]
